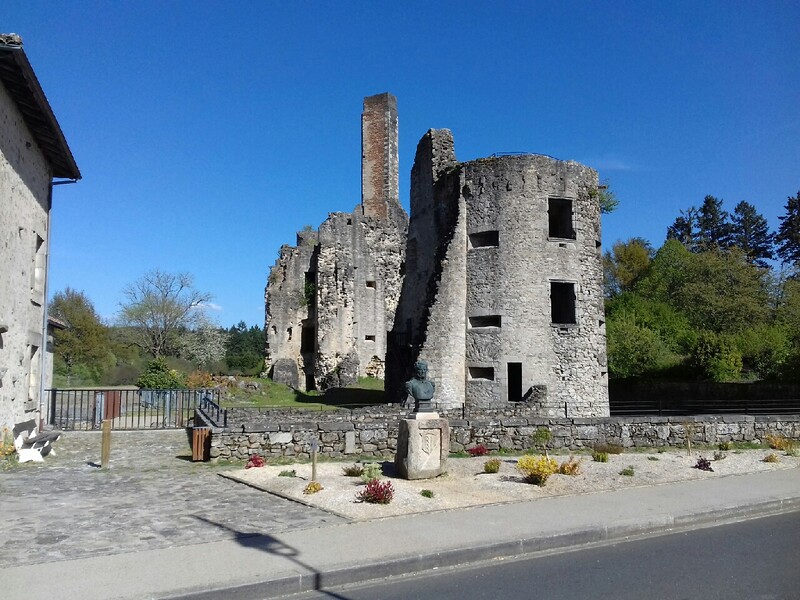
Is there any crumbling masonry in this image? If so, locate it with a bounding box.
[265,93,407,390]
[265,96,608,417]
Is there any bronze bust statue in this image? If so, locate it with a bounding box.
[405,360,435,413]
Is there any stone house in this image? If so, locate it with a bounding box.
[264,93,407,390]
[386,129,609,417]
[0,34,81,434]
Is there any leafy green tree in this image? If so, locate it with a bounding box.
[637,241,770,334]
[606,318,665,379]
[696,195,733,252]
[602,238,653,298]
[688,332,742,382]
[176,317,229,368]
[730,201,774,267]
[49,288,111,384]
[117,270,212,358]
[775,191,800,266]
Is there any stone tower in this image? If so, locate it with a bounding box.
[265,93,407,391]
[387,129,609,417]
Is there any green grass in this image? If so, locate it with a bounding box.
[221,377,386,410]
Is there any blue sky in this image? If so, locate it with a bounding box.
[4,1,799,327]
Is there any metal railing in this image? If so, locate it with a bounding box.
[610,396,800,417]
[198,393,228,427]
[46,388,221,431]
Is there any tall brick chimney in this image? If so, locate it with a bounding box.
[361,92,398,219]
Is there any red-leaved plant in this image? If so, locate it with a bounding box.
[356,479,394,504]
[467,444,489,457]
[246,454,265,469]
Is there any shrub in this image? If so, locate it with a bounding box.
[517,455,558,486]
[467,445,489,457]
[714,451,727,461]
[303,481,323,494]
[278,469,296,477]
[356,479,394,504]
[619,465,635,477]
[648,456,660,461]
[245,455,265,469]
[592,451,609,463]
[420,489,434,498]
[689,332,743,382]
[342,464,363,477]
[694,457,714,472]
[763,453,780,463]
[532,428,553,457]
[186,370,215,388]
[558,456,582,476]
[483,458,501,474]
[765,434,795,452]
[606,318,666,378]
[360,463,383,483]
[718,441,732,451]
[136,358,187,389]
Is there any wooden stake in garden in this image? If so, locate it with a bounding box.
[311,438,319,482]
[101,419,112,468]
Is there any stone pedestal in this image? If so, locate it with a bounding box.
[395,414,449,480]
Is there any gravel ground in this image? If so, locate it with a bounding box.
[225,449,800,520]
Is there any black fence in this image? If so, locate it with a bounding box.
[609,380,800,416]
[46,388,221,431]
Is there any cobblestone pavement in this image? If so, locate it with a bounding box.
[0,430,346,568]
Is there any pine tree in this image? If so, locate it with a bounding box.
[776,191,800,267]
[730,200,774,267]
[666,207,698,250]
[696,195,733,252]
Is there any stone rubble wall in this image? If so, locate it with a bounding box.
[200,407,800,461]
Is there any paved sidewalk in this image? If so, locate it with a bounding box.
[2,432,799,599]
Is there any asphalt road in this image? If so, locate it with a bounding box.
[295,511,800,600]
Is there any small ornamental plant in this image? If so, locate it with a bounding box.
[592,451,609,463]
[342,464,363,477]
[356,479,394,504]
[558,456,582,476]
[483,458,501,474]
[245,455,265,469]
[765,434,795,453]
[619,465,635,477]
[467,445,489,457]
[303,481,323,494]
[718,441,732,451]
[763,453,780,463]
[694,457,714,472]
[517,455,558,486]
[420,489,434,498]
[713,451,727,461]
[278,469,296,477]
[360,463,383,483]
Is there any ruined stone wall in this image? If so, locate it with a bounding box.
[388,133,608,417]
[461,155,607,416]
[265,93,407,391]
[0,81,52,432]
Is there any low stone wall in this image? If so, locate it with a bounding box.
[195,406,800,462]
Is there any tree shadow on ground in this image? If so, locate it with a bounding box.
[192,515,352,599]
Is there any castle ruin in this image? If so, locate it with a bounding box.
[265,95,608,417]
[265,93,407,390]
[386,130,608,417]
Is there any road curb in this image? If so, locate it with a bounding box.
[166,497,800,599]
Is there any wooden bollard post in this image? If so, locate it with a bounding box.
[101,419,112,468]
[311,438,319,482]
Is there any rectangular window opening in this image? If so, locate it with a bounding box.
[469,315,501,328]
[469,230,500,248]
[300,326,315,353]
[365,280,376,289]
[365,335,376,342]
[508,363,522,402]
[469,366,494,381]
[551,282,576,325]
[548,198,575,240]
